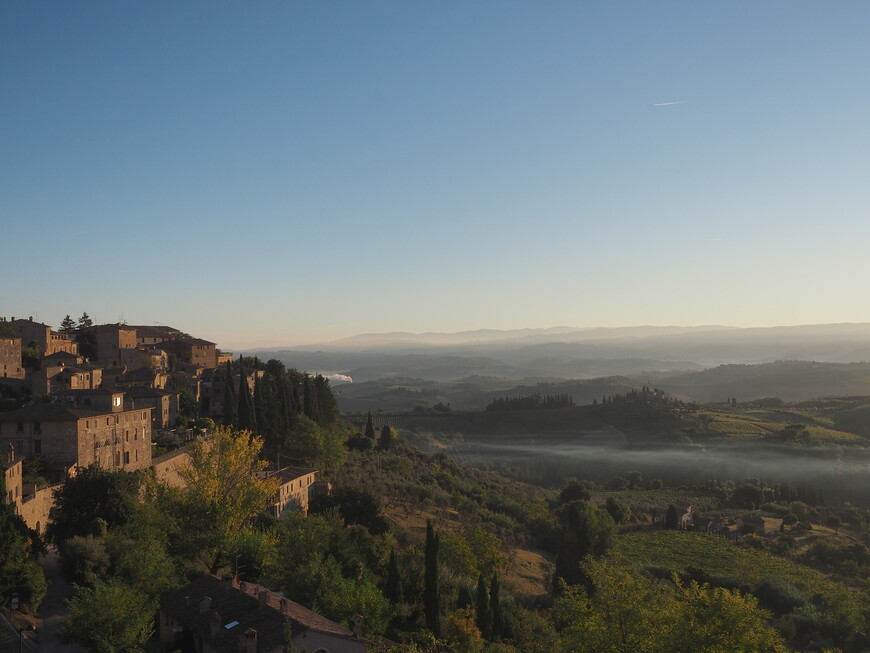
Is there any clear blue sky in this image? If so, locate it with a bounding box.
[3,2,869,349]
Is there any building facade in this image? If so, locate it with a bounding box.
[0,391,152,473]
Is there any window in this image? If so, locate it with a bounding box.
[34,422,41,434]
[16,422,23,433]
[124,451,130,464]
[34,440,41,454]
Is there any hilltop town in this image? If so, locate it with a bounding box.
[1,314,324,534]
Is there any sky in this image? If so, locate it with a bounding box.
[3,2,870,350]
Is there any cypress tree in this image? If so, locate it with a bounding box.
[424,520,441,637]
[237,358,257,433]
[222,361,237,428]
[456,585,474,611]
[303,375,313,420]
[278,377,292,435]
[476,573,491,640]
[365,412,376,440]
[384,548,403,604]
[313,374,339,426]
[489,575,502,640]
[291,383,302,414]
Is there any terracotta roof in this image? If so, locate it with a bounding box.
[262,466,318,484]
[43,351,79,360]
[0,403,104,421]
[129,325,179,338]
[175,337,216,346]
[122,386,174,398]
[161,575,362,653]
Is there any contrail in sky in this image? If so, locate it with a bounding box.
[654,101,688,106]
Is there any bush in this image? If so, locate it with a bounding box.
[754,576,808,617]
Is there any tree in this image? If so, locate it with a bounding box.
[605,497,632,525]
[60,578,154,653]
[59,314,76,334]
[0,470,47,612]
[476,573,491,640]
[732,484,763,510]
[379,424,395,451]
[665,504,679,530]
[365,412,376,440]
[175,426,279,572]
[553,501,615,592]
[424,520,441,637]
[385,548,403,604]
[490,575,503,640]
[556,479,592,506]
[237,360,257,433]
[554,558,789,653]
[222,361,237,428]
[47,465,141,546]
[77,312,94,330]
[313,374,339,426]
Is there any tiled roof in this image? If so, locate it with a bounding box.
[161,575,361,653]
[0,403,104,421]
[43,351,79,360]
[263,466,318,484]
[130,325,179,338]
[122,386,174,398]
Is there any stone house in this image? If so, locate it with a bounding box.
[0,390,152,475]
[120,346,169,375]
[31,355,102,396]
[159,574,370,653]
[0,336,24,380]
[123,386,179,429]
[158,338,218,369]
[90,324,138,367]
[129,325,181,347]
[9,317,78,356]
[3,443,23,506]
[2,443,58,535]
[260,466,318,517]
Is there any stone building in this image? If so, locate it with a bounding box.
[261,466,318,517]
[158,337,218,369]
[3,443,23,506]
[0,390,152,474]
[124,386,179,428]
[90,324,138,367]
[159,575,370,653]
[8,317,78,356]
[0,336,24,380]
[130,325,181,347]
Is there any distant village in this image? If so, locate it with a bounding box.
[0,315,319,539]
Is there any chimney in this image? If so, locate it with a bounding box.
[209,611,222,639]
[258,590,269,609]
[239,628,257,653]
[350,613,364,638]
[221,574,238,589]
[279,598,289,615]
[6,443,14,464]
[199,596,212,614]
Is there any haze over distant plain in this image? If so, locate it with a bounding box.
[3,2,870,350]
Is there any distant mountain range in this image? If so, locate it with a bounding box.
[249,323,870,378]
